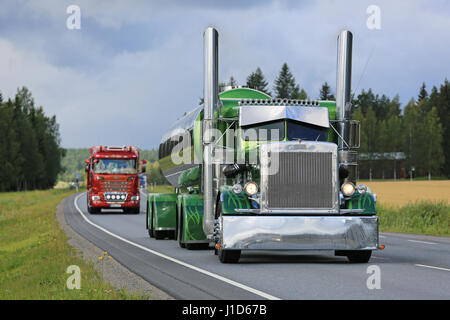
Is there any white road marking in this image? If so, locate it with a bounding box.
[371,256,389,260]
[74,193,281,300]
[415,264,450,272]
[408,240,438,245]
[379,235,386,239]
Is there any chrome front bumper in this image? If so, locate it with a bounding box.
[220,215,378,250]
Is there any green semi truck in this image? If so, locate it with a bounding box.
[146,27,380,263]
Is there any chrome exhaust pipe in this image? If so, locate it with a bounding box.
[336,30,357,183]
[336,30,353,150]
[202,27,219,237]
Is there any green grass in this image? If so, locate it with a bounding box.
[0,189,148,299]
[147,185,176,194]
[378,201,449,236]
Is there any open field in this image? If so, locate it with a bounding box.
[0,189,147,299]
[358,180,450,236]
[361,180,450,208]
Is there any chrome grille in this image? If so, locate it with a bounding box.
[100,180,132,192]
[267,151,334,209]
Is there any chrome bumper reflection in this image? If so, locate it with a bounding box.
[221,215,378,250]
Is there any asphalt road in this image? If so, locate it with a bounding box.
[64,192,450,300]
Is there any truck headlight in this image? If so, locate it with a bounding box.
[341,182,355,196]
[244,182,258,196]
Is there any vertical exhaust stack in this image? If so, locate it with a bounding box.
[202,27,219,237]
[336,30,353,148]
[336,30,357,183]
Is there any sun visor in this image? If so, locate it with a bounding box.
[239,105,329,128]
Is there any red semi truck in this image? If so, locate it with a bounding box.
[85,145,141,214]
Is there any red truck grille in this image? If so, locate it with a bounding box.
[100,180,133,192]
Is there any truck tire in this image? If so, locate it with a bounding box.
[148,202,154,238]
[126,207,140,214]
[153,209,164,240]
[178,206,186,248]
[216,198,241,263]
[219,249,241,263]
[346,250,372,263]
[91,207,101,214]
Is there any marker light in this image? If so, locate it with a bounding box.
[244,182,258,196]
[341,182,355,197]
[356,184,368,194]
[232,184,243,194]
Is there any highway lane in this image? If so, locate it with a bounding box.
[64,192,450,300]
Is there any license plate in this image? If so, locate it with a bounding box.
[110,204,122,208]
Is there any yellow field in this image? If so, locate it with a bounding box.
[360,180,450,208]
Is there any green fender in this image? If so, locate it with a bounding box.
[219,186,253,214]
[178,194,208,242]
[149,193,177,231]
[347,192,377,214]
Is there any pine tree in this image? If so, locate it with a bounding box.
[437,79,450,177]
[319,82,335,100]
[274,63,301,99]
[418,82,428,102]
[228,76,237,87]
[246,67,270,95]
[422,107,444,178]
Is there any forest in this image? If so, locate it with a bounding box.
[2,64,449,191]
[0,87,65,191]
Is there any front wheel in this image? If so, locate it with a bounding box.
[346,250,372,263]
[125,207,140,214]
[178,205,186,248]
[148,202,154,238]
[216,198,241,263]
[218,249,241,263]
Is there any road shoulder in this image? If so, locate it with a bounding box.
[57,194,173,300]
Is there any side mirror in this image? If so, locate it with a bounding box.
[84,159,89,164]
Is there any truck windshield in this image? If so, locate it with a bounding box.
[287,120,328,141]
[94,159,137,174]
[241,120,285,141]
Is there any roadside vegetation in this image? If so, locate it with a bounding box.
[147,184,175,194]
[0,189,147,299]
[378,201,449,236]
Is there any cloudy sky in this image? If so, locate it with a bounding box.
[0,0,449,149]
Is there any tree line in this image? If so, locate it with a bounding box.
[228,64,449,179]
[0,87,65,191]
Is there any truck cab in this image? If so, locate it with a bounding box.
[85,145,141,214]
